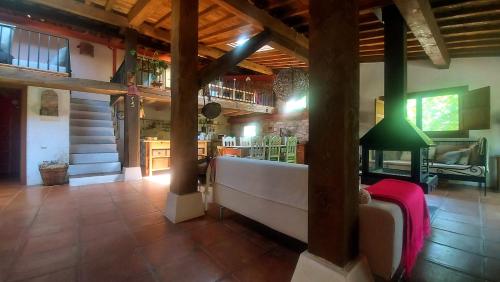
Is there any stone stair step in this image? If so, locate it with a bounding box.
[71,103,111,113]
[70,153,119,164]
[70,110,111,121]
[68,162,121,176]
[70,119,113,127]
[69,172,123,186]
[70,144,117,154]
[70,126,114,136]
[71,98,109,107]
[71,136,116,144]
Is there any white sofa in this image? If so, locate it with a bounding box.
[212,156,403,280]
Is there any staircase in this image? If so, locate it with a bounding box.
[69,98,123,186]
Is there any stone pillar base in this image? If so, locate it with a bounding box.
[123,167,142,181]
[292,251,373,282]
[164,191,205,223]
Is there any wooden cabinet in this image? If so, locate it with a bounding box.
[297,143,307,164]
[141,140,210,176]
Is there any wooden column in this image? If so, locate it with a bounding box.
[308,0,359,266]
[170,0,199,195]
[123,28,140,168]
[383,5,407,120]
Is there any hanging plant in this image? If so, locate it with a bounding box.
[273,68,309,101]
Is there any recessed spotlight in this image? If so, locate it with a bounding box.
[26,14,31,18]
[40,18,45,22]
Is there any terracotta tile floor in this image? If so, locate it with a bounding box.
[0,179,499,282]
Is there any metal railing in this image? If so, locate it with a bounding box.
[136,56,169,90]
[0,23,71,74]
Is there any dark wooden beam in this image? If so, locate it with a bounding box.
[269,31,309,62]
[104,0,116,11]
[199,30,271,87]
[308,0,359,267]
[123,29,140,168]
[394,0,450,68]
[170,0,199,195]
[0,64,127,94]
[210,0,309,53]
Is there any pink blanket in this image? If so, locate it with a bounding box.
[366,179,431,277]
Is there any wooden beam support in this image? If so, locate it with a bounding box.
[199,30,271,87]
[394,0,450,68]
[129,0,164,27]
[210,0,309,55]
[0,64,127,94]
[104,0,116,11]
[308,0,359,267]
[123,29,140,168]
[268,31,309,63]
[170,0,199,195]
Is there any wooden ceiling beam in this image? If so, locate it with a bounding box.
[84,0,93,5]
[104,0,116,11]
[209,0,309,57]
[27,0,272,75]
[433,0,500,14]
[394,0,450,68]
[199,30,272,87]
[154,11,172,29]
[199,23,251,41]
[268,31,308,63]
[199,14,235,32]
[199,4,219,17]
[28,0,129,26]
[129,0,165,27]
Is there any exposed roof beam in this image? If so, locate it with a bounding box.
[138,24,273,74]
[104,0,116,11]
[26,0,272,74]
[268,30,308,63]
[28,0,129,26]
[209,0,309,56]
[199,30,272,87]
[129,0,165,27]
[154,11,172,29]
[394,0,450,68]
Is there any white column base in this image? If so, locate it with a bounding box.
[123,167,142,181]
[292,251,373,282]
[164,191,205,223]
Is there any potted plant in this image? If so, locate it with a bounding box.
[39,161,68,186]
[130,49,168,88]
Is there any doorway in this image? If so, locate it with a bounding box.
[0,87,22,182]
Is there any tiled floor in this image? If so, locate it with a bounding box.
[0,179,499,282]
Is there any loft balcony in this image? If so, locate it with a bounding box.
[0,23,71,76]
[112,57,275,115]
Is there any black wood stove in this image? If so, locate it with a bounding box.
[359,6,436,193]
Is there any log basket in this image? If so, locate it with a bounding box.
[39,164,68,186]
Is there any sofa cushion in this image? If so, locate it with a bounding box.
[457,148,471,165]
[469,143,482,166]
[436,150,462,165]
[435,144,467,156]
[400,151,412,161]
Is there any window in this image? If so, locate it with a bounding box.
[243,125,257,137]
[284,96,307,113]
[405,87,465,132]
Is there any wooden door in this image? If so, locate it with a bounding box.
[0,89,21,177]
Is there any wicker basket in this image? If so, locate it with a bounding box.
[39,165,68,186]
